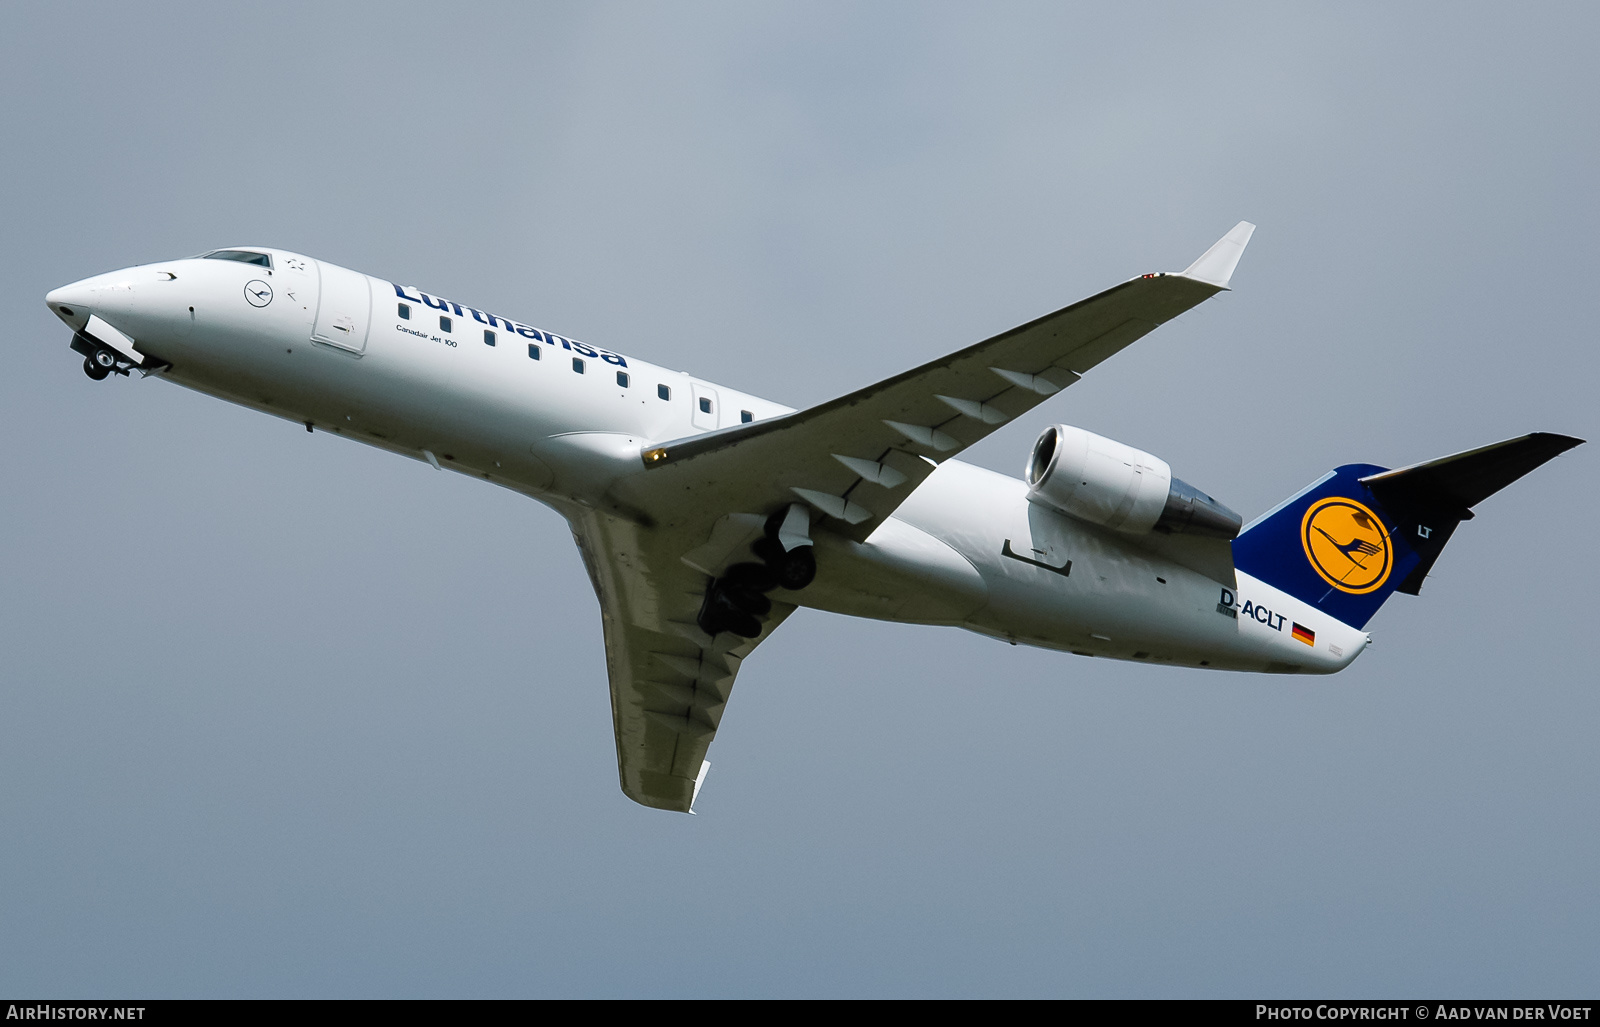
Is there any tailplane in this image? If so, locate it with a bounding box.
[1232,433,1582,629]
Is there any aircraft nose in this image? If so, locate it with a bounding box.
[45,279,99,331]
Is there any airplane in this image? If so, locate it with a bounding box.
[44,223,1583,813]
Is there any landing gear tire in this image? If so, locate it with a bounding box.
[750,535,816,591]
[722,561,778,593]
[699,518,819,638]
[772,545,816,591]
[721,583,772,618]
[697,587,763,639]
[750,535,784,566]
[83,356,111,381]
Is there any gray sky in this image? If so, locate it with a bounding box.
[1,1,1595,998]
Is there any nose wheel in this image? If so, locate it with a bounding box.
[82,348,117,380]
[72,331,140,380]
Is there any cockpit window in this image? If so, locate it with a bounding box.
[201,250,273,268]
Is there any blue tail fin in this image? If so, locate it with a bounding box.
[1232,433,1582,629]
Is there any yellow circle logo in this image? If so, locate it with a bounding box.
[1300,497,1392,594]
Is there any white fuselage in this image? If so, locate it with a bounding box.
[47,250,1368,675]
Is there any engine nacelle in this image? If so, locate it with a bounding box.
[1025,424,1242,539]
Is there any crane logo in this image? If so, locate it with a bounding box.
[1301,497,1392,594]
[244,280,274,307]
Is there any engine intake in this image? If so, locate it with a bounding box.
[1025,424,1241,539]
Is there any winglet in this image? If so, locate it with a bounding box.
[1181,221,1256,289]
[689,760,711,814]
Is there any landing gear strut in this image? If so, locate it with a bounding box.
[697,506,818,639]
[72,331,131,381]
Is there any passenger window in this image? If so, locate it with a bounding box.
[527,344,541,361]
[616,371,630,388]
[398,303,411,320]
[484,330,496,347]
[657,384,671,401]
[572,357,585,373]
[741,410,753,423]
[439,315,452,332]
[699,397,713,414]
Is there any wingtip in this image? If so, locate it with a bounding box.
[689,759,711,813]
[1537,432,1585,450]
[1181,220,1256,289]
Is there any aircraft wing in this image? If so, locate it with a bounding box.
[588,223,1253,811]
[569,507,798,812]
[619,222,1254,543]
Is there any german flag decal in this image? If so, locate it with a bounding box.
[1291,623,1315,646]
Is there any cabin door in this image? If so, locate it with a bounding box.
[311,260,372,354]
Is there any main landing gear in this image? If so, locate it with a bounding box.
[697,507,818,640]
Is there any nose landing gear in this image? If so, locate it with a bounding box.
[82,348,118,380]
[71,332,136,381]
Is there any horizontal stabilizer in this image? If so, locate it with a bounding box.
[1360,433,1584,517]
[1236,432,1583,623]
[1360,432,1583,595]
